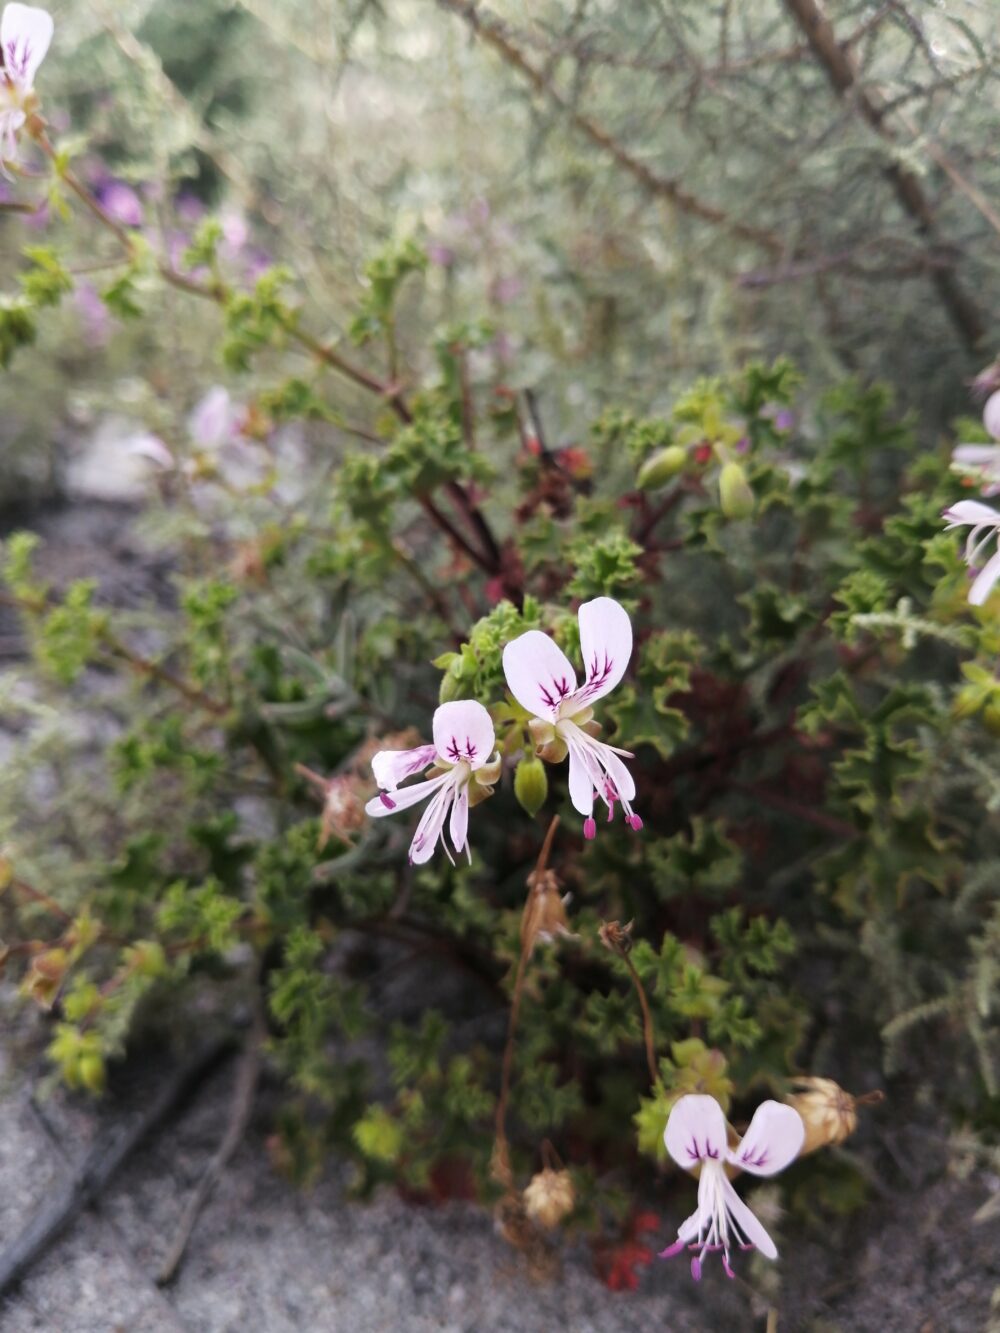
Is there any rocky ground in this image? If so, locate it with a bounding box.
[1,1011,999,1333]
[1,497,1000,1332]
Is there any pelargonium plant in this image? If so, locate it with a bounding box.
[4,5,1000,1316]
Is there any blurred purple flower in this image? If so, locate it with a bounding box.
[490,274,523,305]
[98,179,143,227]
[219,208,249,254]
[175,192,206,226]
[73,282,112,345]
[427,242,456,268]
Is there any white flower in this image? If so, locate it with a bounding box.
[0,4,52,165]
[502,597,641,839]
[659,1093,804,1281]
[943,498,1000,606]
[365,700,499,865]
[950,391,1000,496]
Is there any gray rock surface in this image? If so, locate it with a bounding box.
[0,1046,722,1333]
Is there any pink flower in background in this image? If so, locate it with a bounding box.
[73,282,112,344]
[365,700,499,865]
[0,3,52,164]
[659,1094,804,1281]
[943,499,1000,606]
[189,386,241,450]
[98,179,143,227]
[175,192,206,226]
[219,208,248,256]
[502,597,641,840]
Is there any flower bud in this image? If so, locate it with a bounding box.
[514,756,548,817]
[786,1077,870,1155]
[523,1168,575,1228]
[637,445,686,491]
[718,461,754,519]
[438,669,464,704]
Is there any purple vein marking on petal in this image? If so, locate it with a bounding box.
[6,40,30,80]
[740,1148,769,1169]
[539,675,573,711]
[576,652,614,701]
[379,792,396,809]
[686,1137,701,1162]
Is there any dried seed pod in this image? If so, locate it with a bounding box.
[523,1168,575,1229]
[786,1077,881,1154]
[520,867,575,955]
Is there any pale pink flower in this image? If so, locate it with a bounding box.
[659,1094,804,1281]
[189,386,240,450]
[502,597,641,839]
[365,700,499,865]
[0,4,52,165]
[942,498,1000,606]
[951,392,1000,497]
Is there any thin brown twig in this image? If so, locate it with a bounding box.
[598,920,659,1088]
[7,877,74,926]
[28,123,505,578]
[436,0,783,256]
[156,1005,264,1285]
[729,780,858,839]
[493,816,561,1190]
[781,0,985,351]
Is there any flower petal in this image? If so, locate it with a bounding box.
[985,390,1000,441]
[371,743,437,792]
[502,630,578,720]
[594,741,636,803]
[943,499,1000,529]
[570,597,632,708]
[409,780,455,864]
[432,699,496,769]
[566,740,597,817]
[663,1094,729,1170]
[1,4,53,88]
[449,782,469,855]
[720,1175,778,1259]
[970,549,1000,607]
[364,771,448,817]
[728,1100,804,1178]
[953,444,1000,468]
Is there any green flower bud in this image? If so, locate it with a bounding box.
[514,756,548,818]
[438,669,464,704]
[637,445,686,491]
[718,461,754,519]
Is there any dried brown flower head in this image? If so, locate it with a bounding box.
[598,918,635,956]
[523,1168,575,1229]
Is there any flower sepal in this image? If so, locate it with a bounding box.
[473,753,502,786]
[529,717,568,764]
